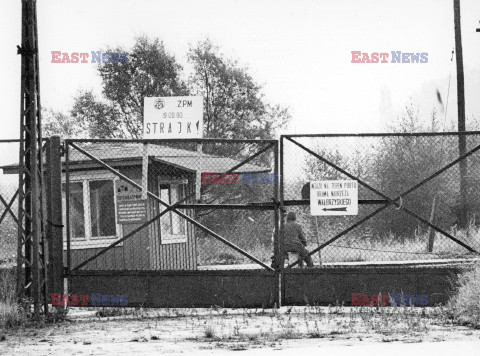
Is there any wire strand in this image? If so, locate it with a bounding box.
[443,49,455,131]
[327,243,456,256]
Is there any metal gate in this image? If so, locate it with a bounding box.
[7,133,479,309]
[280,133,480,305]
[63,138,280,308]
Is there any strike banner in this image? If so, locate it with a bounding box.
[143,96,203,139]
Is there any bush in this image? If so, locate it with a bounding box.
[300,107,480,239]
[0,216,17,265]
[447,262,480,327]
[0,268,27,330]
[0,300,27,330]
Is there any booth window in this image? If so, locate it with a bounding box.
[89,180,116,237]
[62,172,122,249]
[67,182,85,239]
[159,180,187,244]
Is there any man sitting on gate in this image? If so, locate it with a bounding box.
[281,212,314,268]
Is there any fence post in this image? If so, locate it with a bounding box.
[427,194,437,253]
[45,138,52,301]
[454,0,468,229]
[272,141,280,307]
[278,137,285,307]
[46,135,64,302]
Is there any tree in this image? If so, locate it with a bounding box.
[185,40,291,240]
[299,103,471,241]
[186,39,289,211]
[48,36,289,142]
[70,91,126,138]
[188,39,290,142]
[374,105,480,237]
[45,37,290,241]
[42,108,88,138]
[71,36,188,138]
[187,39,290,222]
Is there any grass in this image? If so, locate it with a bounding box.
[4,304,477,354]
[0,230,478,339]
[197,237,272,266]
[0,267,28,330]
[309,225,480,264]
[95,307,145,318]
[196,225,480,267]
[204,323,216,338]
[446,262,480,328]
[0,300,26,330]
[277,315,300,339]
[0,295,476,347]
[174,303,457,344]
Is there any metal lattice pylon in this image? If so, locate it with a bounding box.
[16,0,47,316]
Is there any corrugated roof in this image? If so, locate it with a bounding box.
[2,142,270,174]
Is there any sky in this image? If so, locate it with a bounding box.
[1,0,480,141]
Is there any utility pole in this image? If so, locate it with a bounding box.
[453,0,468,228]
[17,0,47,317]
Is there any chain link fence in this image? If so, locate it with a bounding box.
[281,133,480,265]
[0,141,21,268]
[6,134,479,272]
[65,139,278,271]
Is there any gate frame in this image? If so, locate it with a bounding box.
[47,132,480,308]
[279,132,480,270]
[62,138,282,307]
[45,136,64,301]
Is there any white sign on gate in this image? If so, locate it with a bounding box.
[143,96,203,139]
[310,180,358,216]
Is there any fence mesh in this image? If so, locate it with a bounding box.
[0,141,21,267]
[282,134,480,265]
[65,140,277,271]
[5,134,478,272]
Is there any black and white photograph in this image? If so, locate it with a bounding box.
[1,0,480,355]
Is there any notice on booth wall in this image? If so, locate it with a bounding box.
[117,199,148,224]
[115,180,147,224]
[143,96,203,139]
[310,180,358,216]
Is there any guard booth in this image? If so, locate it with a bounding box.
[61,142,202,271]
